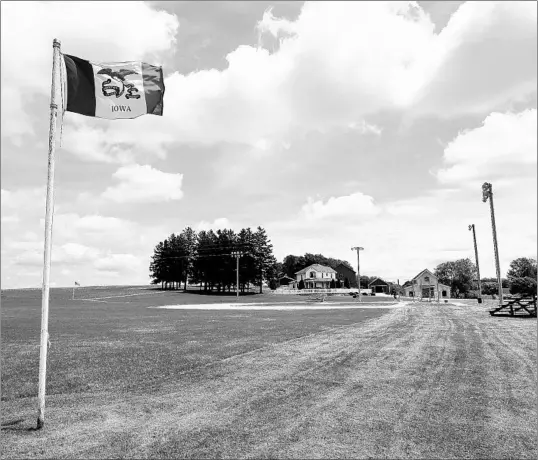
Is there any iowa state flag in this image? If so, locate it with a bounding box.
[63,54,164,119]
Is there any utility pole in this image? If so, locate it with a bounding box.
[351,247,364,302]
[468,224,483,303]
[482,182,503,306]
[231,251,244,298]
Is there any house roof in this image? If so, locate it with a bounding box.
[368,277,389,287]
[295,264,337,275]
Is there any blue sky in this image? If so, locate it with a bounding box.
[1,1,536,288]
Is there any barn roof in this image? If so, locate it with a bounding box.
[411,268,437,281]
[368,277,389,287]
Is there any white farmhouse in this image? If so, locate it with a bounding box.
[294,264,337,289]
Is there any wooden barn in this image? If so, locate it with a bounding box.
[402,269,451,300]
[335,263,358,288]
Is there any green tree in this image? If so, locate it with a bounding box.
[507,257,537,296]
[282,255,307,278]
[435,258,477,298]
[149,241,166,288]
[194,230,218,291]
[178,227,197,290]
[344,277,350,289]
[330,278,336,288]
[481,277,509,288]
[482,282,499,298]
[298,279,305,290]
[253,227,276,293]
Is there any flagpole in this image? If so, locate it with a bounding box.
[37,38,61,430]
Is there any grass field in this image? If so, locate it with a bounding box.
[1,286,536,458]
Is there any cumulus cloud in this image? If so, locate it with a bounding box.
[412,1,537,116]
[4,2,534,162]
[53,1,535,161]
[196,218,232,231]
[437,109,537,186]
[101,164,184,203]
[93,253,143,273]
[300,192,381,221]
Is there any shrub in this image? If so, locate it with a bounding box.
[509,277,537,297]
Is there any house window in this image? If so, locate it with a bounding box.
[442,290,447,297]
[424,276,429,282]
[310,272,315,278]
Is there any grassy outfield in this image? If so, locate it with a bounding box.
[1,288,536,458]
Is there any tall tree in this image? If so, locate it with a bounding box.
[282,255,306,278]
[149,241,166,288]
[507,257,537,297]
[178,227,198,290]
[435,258,477,298]
[253,227,276,293]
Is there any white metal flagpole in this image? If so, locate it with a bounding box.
[37,38,61,430]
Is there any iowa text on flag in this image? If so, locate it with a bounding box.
[62,54,164,119]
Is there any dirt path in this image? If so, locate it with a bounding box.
[2,303,536,459]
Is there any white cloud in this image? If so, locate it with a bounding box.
[196,218,231,231]
[1,187,45,210]
[93,253,142,273]
[94,1,533,156]
[1,215,20,224]
[4,2,534,163]
[411,1,537,117]
[101,164,184,203]
[300,192,381,221]
[437,109,537,186]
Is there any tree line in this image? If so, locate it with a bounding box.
[434,257,537,298]
[149,226,277,293]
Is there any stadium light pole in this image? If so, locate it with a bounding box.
[482,182,503,306]
[468,224,483,303]
[351,247,364,302]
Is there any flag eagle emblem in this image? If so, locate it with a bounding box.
[96,68,140,99]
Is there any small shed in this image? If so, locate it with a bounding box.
[279,275,295,287]
[368,278,391,294]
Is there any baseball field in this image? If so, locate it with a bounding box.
[1,286,536,458]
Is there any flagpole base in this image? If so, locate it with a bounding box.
[36,416,44,430]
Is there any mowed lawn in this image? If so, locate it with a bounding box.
[1,287,536,459]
